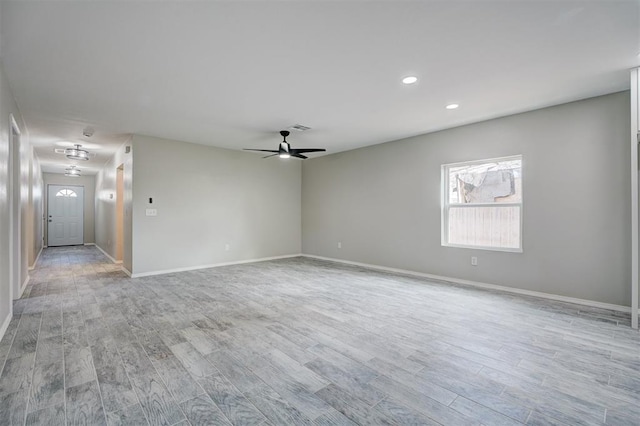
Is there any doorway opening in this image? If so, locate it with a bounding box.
[116,164,124,263]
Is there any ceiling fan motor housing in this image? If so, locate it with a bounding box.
[279,142,290,154]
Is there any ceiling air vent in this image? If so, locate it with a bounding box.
[288,124,311,132]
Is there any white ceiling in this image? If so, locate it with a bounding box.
[1,1,638,174]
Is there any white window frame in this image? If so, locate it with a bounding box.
[441,155,523,253]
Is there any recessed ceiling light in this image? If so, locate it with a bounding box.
[446,104,459,110]
[402,76,418,85]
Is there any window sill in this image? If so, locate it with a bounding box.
[441,243,523,253]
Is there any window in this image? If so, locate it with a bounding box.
[442,155,522,252]
[55,189,77,197]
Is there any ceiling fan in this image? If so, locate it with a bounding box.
[244,130,326,159]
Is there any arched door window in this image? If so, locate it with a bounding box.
[55,188,77,197]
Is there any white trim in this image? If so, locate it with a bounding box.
[19,275,29,298]
[302,254,636,315]
[443,154,523,168]
[94,244,118,264]
[9,115,21,136]
[130,254,302,278]
[631,68,639,330]
[443,242,523,254]
[28,246,43,271]
[0,312,11,345]
[441,155,523,253]
[448,201,522,208]
[89,243,122,263]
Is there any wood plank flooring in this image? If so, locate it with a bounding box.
[0,246,638,425]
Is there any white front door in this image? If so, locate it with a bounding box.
[48,185,84,246]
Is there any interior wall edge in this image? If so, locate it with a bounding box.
[302,254,635,315]
[630,67,639,330]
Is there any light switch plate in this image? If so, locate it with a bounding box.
[146,209,157,217]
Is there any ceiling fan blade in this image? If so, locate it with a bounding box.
[262,154,278,159]
[244,149,279,153]
[291,148,326,154]
[291,153,308,159]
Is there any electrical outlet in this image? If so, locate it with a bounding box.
[337,241,342,249]
[471,256,478,266]
[225,243,230,251]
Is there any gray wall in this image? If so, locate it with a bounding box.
[0,57,38,335]
[95,142,133,271]
[131,134,301,276]
[0,60,16,332]
[43,173,95,246]
[302,92,631,307]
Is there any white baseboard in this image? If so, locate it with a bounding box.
[0,312,11,344]
[28,246,43,271]
[92,245,126,275]
[94,244,118,264]
[130,254,303,278]
[302,254,635,315]
[19,275,29,298]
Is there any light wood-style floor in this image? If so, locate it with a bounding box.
[0,246,638,425]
